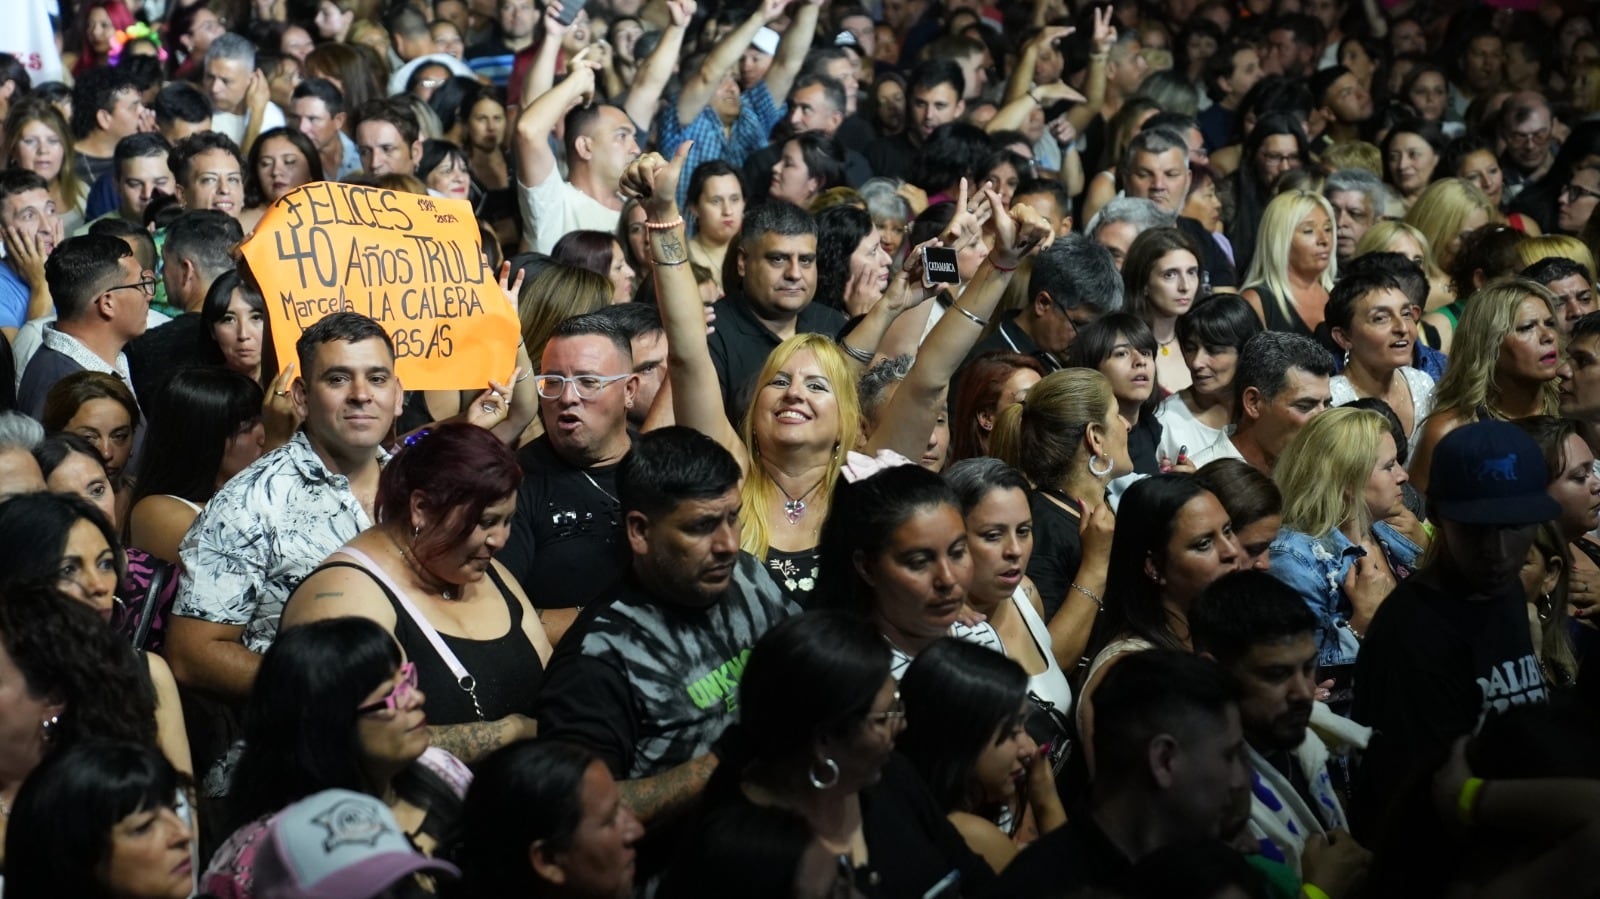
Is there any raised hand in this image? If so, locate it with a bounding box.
[938,179,985,251]
[465,370,516,430]
[564,48,601,105]
[620,141,692,220]
[3,226,46,289]
[542,3,569,40]
[1092,5,1116,54]
[760,0,789,22]
[1028,25,1075,53]
[991,196,1055,269]
[666,0,696,26]
[245,69,269,113]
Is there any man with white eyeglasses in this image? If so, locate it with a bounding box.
[500,312,641,646]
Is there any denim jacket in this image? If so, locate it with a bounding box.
[1267,523,1422,668]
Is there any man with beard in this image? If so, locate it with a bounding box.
[1191,570,1374,891]
[535,426,796,830]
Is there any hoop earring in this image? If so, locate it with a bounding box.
[808,756,840,790]
[1088,453,1114,477]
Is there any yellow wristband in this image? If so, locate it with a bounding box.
[1457,776,1486,826]
[1302,885,1332,899]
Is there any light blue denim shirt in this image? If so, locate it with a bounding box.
[1267,523,1422,668]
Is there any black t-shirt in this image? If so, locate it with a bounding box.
[125,314,204,402]
[533,556,797,779]
[707,295,847,426]
[991,812,1136,897]
[1128,410,1163,476]
[857,753,997,898]
[1026,489,1083,620]
[1350,576,1548,838]
[498,436,627,609]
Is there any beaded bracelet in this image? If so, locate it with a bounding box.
[644,218,685,231]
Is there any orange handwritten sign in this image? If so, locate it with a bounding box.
[240,181,518,391]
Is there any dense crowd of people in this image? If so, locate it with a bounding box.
[0,0,1598,896]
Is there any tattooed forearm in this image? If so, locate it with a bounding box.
[654,232,689,265]
[619,752,719,824]
[428,719,519,764]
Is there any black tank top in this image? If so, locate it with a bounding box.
[315,561,543,725]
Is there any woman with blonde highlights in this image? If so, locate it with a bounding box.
[992,368,1130,670]
[1404,178,1495,308]
[1513,235,1598,283]
[1241,190,1337,337]
[1410,278,1564,493]
[4,98,87,234]
[1268,408,1419,693]
[634,145,1054,609]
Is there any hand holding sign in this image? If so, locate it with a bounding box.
[241,182,519,391]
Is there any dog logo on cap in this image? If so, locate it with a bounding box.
[1475,454,1518,481]
[313,798,394,852]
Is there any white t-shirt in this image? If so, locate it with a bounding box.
[516,171,623,254]
[1155,391,1228,464]
[211,102,287,147]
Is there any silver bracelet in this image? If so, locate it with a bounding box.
[1070,581,1104,610]
[839,342,874,363]
[953,306,990,328]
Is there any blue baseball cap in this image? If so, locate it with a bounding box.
[1425,421,1561,526]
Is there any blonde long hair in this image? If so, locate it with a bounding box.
[1404,178,1495,274]
[1428,277,1562,422]
[1242,190,1338,324]
[990,368,1115,490]
[1275,407,1389,539]
[518,264,611,364]
[739,334,861,558]
[3,98,84,216]
[1513,234,1598,281]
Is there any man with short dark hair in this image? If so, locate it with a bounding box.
[1309,65,1373,146]
[962,234,1122,371]
[743,73,871,203]
[81,133,173,233]
[706,202,843,419]
[17,233,148,416]
[514,62,639,253]
[536,425,796,826]
[289,78,359,180]
[1192,571,1373,892]
[151,80,214,143]
[125,210,242,398]
[354,97,423,177]
[500,314,641,645]
[1260,14,1323,79]
[589,302,667,429]
[465,0,538,87]
[1196,331,1334,470]
[0,169,62,334]
[1561,312,1600,453]
[1525,256,1596,334]
[866,60,965,179]
[168,312,406,700]
[1198,42,1262,152]
[996,651,1251,896]
[70,66,148,184]
[384,2,436,66]
[169,131,246,220]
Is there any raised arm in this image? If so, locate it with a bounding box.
[1004,26,1075,107]
[624,0,697,133]
[763,0,822,105]
[525,7,569,106]
[867,185,1055,459]
[622,143,749,470]
[515,50,600,189]
[676,0,785,127]
[1066,7,1115,133]
[987,80,1084,135]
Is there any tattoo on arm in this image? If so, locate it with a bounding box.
[427,720,510,764]
[618,752,719,824]
[313,592,344,600]
[655,232,689,265]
